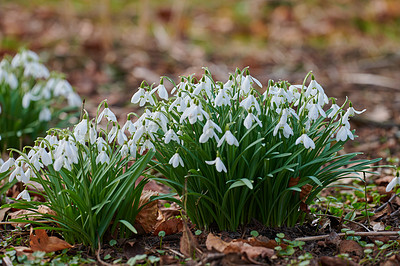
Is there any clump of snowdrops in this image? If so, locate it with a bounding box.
[0,50,81,152]
[1,102,154,251]
[130,67,379,230]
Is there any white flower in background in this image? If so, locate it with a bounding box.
[120,144,129,157]
[96,149,110,165]
[386,175,400,192]
[0,157,15,173]
[199,119,222,143]
[244,112,262,129]
[67,92,82,107]
[97,105,117,124]
[16,190,31,201]
[328,101,341,119]
[154,81,168,100]
[336,124,354,142]
[206,156,227,173]
[288,85,302,106]
[52,79,73,97]
[240,94,260,114]
[295,133,315,149]
[23,62,50,79]
[169,153,184,168]
[22,92,32,108]
[217,130,239,147]
[164,129,180,144]
[39,107,52,122]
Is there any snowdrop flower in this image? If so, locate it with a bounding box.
[180,101,209,124]
[54,155,65,171]
[67,92,82,107]
[0,157,15,173]
[244,112,262,129]
[240,94,260,114]
[240,72,262,95]
[307,101,326,121]
[108,124,118,143]
[139,138,155,155]
[9,166,26,183]
[74,118,88,143]
[295,133,315,149]
[16,190,31,201]
[169,153,184,168]
[22,92,32,108]
[127,139,137,157]
[39,147,52,166]
[154,79,168,100]
[39,107,52,122]
[206,155,227,173]
[88,125,97,145]
[97,104,117,124]
[164,129,180,144]
[336,125,354,142]
[342,102,366,121]
[122,117,136,135]
[120,144,129,157]
[23,62,50,79]
[96,149,110,165]
[328,100,341,119]
[215,87,231,107]
[217,129,239,147]
[24,168,33,184]
[386,174,400,192]
[199,119,222,143]
[273,110,293,138]
[132,124,146,143]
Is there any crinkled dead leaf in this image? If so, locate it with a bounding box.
[206,233,229,253]
[153,216,183,236]
[30,229,72,252]
[339,240,364,259]
[179,222,200,259]
[135,190,159,234]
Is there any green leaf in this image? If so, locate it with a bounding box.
[118,220,137,234]
[227,178,253,190]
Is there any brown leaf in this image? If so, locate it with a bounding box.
[339,240,364,258]
[135,190,159,234]
[206,233,229,253]
[12,246,34,261]
[179,222,200,258]
[30,229,72,253]
[319,256,359,266]
[153,217,183,236]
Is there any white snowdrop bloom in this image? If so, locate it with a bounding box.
[127,139,137,157]
[5,72,18,89]
[154,83,168,100]
[45,134,58,146]
[74,119,88,142]
[336,125,354,142]
[244,112,262,129]
[97,107,117,124]
[273,110,293,138]
[295,134,315,149]
[54,156,64,171]
[120,144,129,157]
[23,61,50,79]
[223,77,234,93]
[23,168,33,184]
[307,102,326,121]
[305,79,324,98]
[193,79,208,96]
[11,50,39,67]
[53,79,73,97]
[108,125,118,143]
[38,107,52,122]
[22,92,32,108]
[39,147,52,166]
[0,157,15,173]
[241,74,262,95]
[171,79,187,95]
[29,152,42,171]
[217,130,239,147]
[96,149,110,165]
[206,156,227,173]
[152,110,169,132]
[180,102,209,124]
[122,119,136,135]
[132,125,145,143]
[16,190,31,201]
[88,126,97,145]
[328,103,341,119]
[215,89,231,107]
[96,137,107,151]
[240,94,260,114]
[342,105,366,121]
[9,166,26,183]
[386,176,400,192]
[67,92,82,107]
[139,139,155,155]
[199,119,222,143]
[131,88,145,104]
[117,129,128,145]
[169,153,184,168]
[164,129,180,144]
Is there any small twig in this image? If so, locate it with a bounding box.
[295,231,400,242]
[0,220,52,225]
[374,192,400,213]
[314,213,371,232]
[167,247,185,258]
[96,236,113,266]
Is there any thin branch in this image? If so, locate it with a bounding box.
[96,236,113,266]
[295,231,400,242]
[314,213,370,232]
[374,192,400,213]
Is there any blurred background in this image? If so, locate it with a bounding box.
[1,0,400,158]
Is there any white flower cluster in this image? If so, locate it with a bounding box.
[0,50,81,121]
[128,69,365,173]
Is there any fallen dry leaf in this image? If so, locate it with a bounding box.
[179,221,200,258]
[319,256,359,266]
[206,233,229,252]
[135,190,159,234]
[153,216,183,236]
[30,229,72,253]
[339,240,364,259]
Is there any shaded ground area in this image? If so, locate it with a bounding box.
[1,0,400,265]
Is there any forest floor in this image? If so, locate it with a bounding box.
[1,1,400,265]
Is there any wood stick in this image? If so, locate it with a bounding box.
[295,231,400,242]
